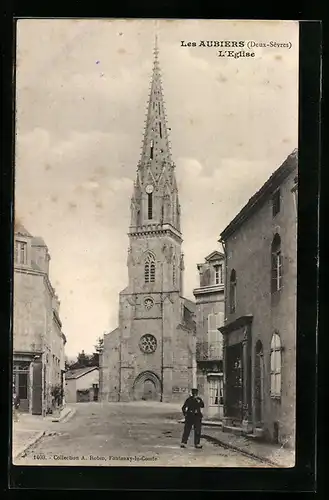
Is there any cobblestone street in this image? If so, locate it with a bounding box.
[13,402,269,467]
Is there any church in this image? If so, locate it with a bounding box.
[99,39,196,403]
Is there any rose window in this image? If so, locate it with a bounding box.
[139,334,157,353]
[144,298,154,310]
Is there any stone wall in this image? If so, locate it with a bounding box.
[100,329,120,401]
[224,166,297,445]
[13,271,45,352]
[13,225,65,415]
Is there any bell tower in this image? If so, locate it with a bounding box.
[109,35,194,405]
[127,35,183,295]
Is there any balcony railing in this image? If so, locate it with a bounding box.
[196,341,223,361]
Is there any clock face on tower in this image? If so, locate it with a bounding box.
[145,184,154,194]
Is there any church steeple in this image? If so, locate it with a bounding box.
[130,36,181,236]
[140,35,172,170]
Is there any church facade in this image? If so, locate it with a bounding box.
[99,40,196,403]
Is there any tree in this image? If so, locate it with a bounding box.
[77,350,89,367]
[65,338,105,371]
[95,337,104,353]
[90,337,104,366]
[66,350,91,370]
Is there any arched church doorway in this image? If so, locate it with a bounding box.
[133,371,162,402]
[254,340,264,425]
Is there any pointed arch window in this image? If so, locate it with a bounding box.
[271,234,283,293]
[150,140,154,160]
[229,269,237,313]
[147,193,153,219]
[159,122,162,138]
[145,253,156,283]
[270,332,282,398]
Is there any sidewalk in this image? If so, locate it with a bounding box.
[12,405,76,460]
[12,427,46,460]
[177,418,294,467]
[201,425,295,467]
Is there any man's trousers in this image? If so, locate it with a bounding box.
[181,414,202,445]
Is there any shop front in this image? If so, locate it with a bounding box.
[220,315,253,432]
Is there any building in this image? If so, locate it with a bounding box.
[219,149,298,447]
[65,367,99,403]
[99,39,196,403]
[193,251,225,419]
[13,221,66,415]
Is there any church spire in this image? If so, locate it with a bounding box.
[130,36,181,235]
[139,35,172,174]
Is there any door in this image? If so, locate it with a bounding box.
[32,361,43,415]
[226,343,243,420]
[13,361,31,412]
[208,377,220,418]
[77,390,91,402]
[133,371,161,401]
[93,384,99,401]
[142,379,157,400]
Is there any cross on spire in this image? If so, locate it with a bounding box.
[154,33,159,60]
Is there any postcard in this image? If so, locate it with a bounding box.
[12,18,299,468]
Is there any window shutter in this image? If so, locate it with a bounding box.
[270,350,275,372]
[150,262,155,282]
[216,312,224,329]
[145,263,150,283]
[208,313,216,332]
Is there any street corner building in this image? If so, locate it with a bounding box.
[193,251,225,420]
[219,149,298,448]
[65,366,99,403]
[99,40,196,404]
[13,220,66,415]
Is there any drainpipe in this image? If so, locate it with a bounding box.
[218,237,227,314]
[218,236,227,422]
[192,335,197,388]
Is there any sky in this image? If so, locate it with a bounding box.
[15,19,299,358]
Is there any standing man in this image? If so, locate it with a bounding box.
[180,388,204,449]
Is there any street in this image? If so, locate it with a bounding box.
[14,402,267,467]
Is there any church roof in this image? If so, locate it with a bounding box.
[104,327,119,338]
[182,297,196,314]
